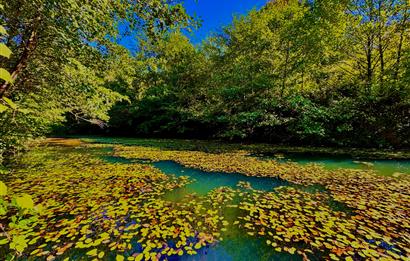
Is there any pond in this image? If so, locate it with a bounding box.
[85,136,410,176]
[103,158,303,261]
[1,138,409,260]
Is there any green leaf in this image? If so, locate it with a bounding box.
[0,181,6,196]
[15,194,34,209]
[18,108,30,114]
[194,242,202,249]
[0,44,11,58]
[86,248,98,256]
[11,235,28,253]
[0,68,12,83]
[0,25,6,35]
[0,205,6,215]
[0,103,7,113]
[3,97,17,110]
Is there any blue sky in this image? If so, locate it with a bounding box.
[117,0,267,51]
[184,0,268,43]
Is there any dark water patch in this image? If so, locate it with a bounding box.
[175,237,301,261]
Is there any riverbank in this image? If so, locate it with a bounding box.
[65,136,410,160]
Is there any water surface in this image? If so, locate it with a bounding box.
[257,153,410,176]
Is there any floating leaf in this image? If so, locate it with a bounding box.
[15,194,34,209]
[86,248,98,256]
[0,181,7,196]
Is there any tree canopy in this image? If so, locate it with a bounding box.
[1,0,409,164]
[99,0,409,148]
[0,0,194,161]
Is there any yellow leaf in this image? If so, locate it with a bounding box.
[116,255,124,261]
[0,43,11,58]
[0,103,7,112]
[98,251,105,258]
[0,68,12,83]
[288,247,296,254]
[0,26,7,35]
[194,242,202,249]
[15,194,34,209]
[86,249,98,256]
[3,97,17,110]
[0,181,7,196]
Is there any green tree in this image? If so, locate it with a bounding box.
[0,0,194,162]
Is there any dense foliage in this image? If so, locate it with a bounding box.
[1,1,409,259]
[1,0,409,166]
[103,0,409,148]
[0,0,194,164]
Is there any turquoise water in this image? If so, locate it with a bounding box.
[150,161,298,261]
[258,153,410,176]
[85,136,409,176]
[154,161,289,199]
[102,155,300,260]
[95,141,409,260]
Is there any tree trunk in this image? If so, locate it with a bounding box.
[281,41,290,97]
[394,7,408,81]
[377,0,384,85]
[366,35,373,92]
[394,31,404,81]
[0,29,38,98]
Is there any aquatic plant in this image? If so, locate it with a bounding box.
[115,143,410,260]
[1,139,409,260]
[238,187,408,260]
[0,145,229,260]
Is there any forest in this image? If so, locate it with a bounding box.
[0,0,409,260]
[0,0,409,164]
